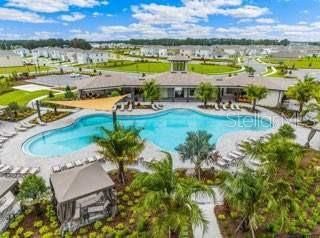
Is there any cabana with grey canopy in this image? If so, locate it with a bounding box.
[50,162,117,232]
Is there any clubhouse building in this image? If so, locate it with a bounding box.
[77,57,296,108]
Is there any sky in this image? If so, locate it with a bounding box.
[0,0,320,41]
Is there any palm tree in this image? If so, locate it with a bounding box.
[195,82,218,108]
[131,153,214,238]
[176,130,215,180]
[94,124,145,184]
[143,79,160,104]
[286,76,317,114]
[245,85,268,111]
[222,168,264,238]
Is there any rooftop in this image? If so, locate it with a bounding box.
[50,162,114,203]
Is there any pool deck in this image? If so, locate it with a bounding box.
[1,102,318,182]
[1,102,319,238]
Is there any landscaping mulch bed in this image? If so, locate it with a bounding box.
[0,109,35,122]
[31,111,72,124]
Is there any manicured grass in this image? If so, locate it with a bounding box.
[262,57,320,69]
[0,90,50,107]
[0,65,51,74]
[85,60,170,73]
[188,63,241,75]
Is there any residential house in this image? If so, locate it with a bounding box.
[0,50,24,67]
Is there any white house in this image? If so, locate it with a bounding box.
[13,48,31,58]
[0,50,24,67]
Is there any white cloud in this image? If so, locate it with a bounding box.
[255,18,276,24]
[6,0,107,13]
[59,12,85,22]
[92,11,103,17]
[0,7,51,23]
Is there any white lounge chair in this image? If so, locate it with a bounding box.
[37,118,46,126]
[95,154,104,161]
[3,130,17,137]
[29,167,40,175]
[228,152,244,160]
[65,162,74,169]
[19,168,29,176]
[74,160,83,167]
[120,103,125,112]
[52,165,61,173]
[222,104,228,111]
[235,104,241,111]
[231,104,237,111]
[216,160,228,168]
[155,104,163,110]
[128,103,132,112]
[0,137,7,143]
[15,125,27,132]
[9,167,21,177]
[87,156,97,163]
[151,104,158,111]
[222,156,234,163]
[213,103,220,111]
[0,131,12,138]
[0,165,11,173]
[21,121,35,128]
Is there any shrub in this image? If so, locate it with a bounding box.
[111,90,120,97]
[79,228,88,235]
[122,195,129,201]
[39,226,50,234]
[120,212,127,218]
[115,223,125,230]
[124,186,131,193]
[23,231,34,238]
[34,220,43,228]
[15,227,24,236]
[129,218,135,225]
[48,91,54,98]
[42,233,54,238]
[101,225,115,234]
[0,232,10,238]
[217,214,226,220]
[133,191,140,197]
[89,232,97,238]
[118,204,125,212]
[106,217,113,222]
[94,220,103,230]
[127,201,133,206]
[9,221,19,229]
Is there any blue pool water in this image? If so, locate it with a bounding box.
[23,109,272,158]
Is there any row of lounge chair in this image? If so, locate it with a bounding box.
[0,161,40,178]
[118,103,132,112]
[0,129,17,148]
[209,103,241,111]
[14,121,37,132]
[51,154,104,173]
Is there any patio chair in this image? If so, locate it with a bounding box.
[222,104,228,111]
[128,103,132,112]
[0,165,12,174]
[230,104,237,111]
[0,131,13,138]
[15,125,27,132]
[3,130,17,137]
[120,103,125,112]
[151,104,158,111]
[235,104,241,111]
[28,167,40,175]
[51,165,61,173]
[87,156,97,163]
[155,104,163,110]
[216,160,228,168]
[65,162,75,169]
[95,154,104,161]
[213,103,220,111]
[74,160,84,167]
[9,167,22,177]
[0,137,8,143]
[21,121,35,128]
[19,168,29,176]
[37,118,46,126]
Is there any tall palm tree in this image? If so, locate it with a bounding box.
[195,82,218,108]
[94,124,145,184]
[245,84,268,112]
[131,153,215,238]
[221,168,264,238]
[286,76,317,114]
[176,130,215,180]
[143,79,160,104]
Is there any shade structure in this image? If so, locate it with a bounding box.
[48,95,128,111]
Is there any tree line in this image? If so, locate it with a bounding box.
[0,38,92,50]
[100,38,291,46]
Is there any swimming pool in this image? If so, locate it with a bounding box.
[23,109,272,158]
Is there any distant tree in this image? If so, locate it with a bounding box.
[245,85,268,111]
[277,124,296,139]
[111,90,120,97]
[195,82,218,108]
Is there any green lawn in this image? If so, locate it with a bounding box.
[262,57,320,69]
[0,90,50,107]
[188,63,241,75]
[0,65,51,74]
[84,60,170,73]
